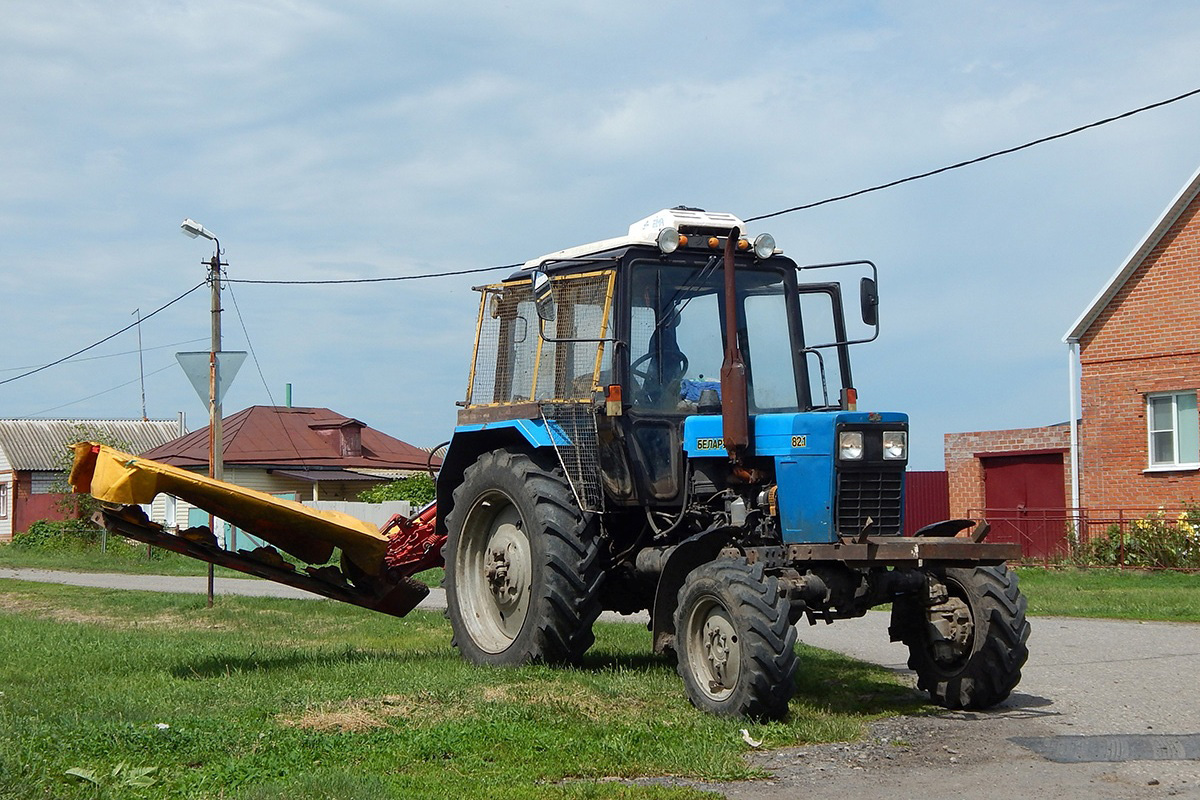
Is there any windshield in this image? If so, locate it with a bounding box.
[628,261,801,413]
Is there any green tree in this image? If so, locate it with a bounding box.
[357,474,436,505]
[46,425,136,537]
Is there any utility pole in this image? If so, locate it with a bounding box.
[205,246,224,607]
[208,251,223,489]
[181,219,224,608]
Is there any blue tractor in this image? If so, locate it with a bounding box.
[436,208,1030,719]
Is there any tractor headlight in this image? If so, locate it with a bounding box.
[753,233,776,259]
[656,227,681,254]
[883,431,908,460]
[838,431,864,460]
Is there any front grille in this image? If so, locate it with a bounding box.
[836,470,904,537]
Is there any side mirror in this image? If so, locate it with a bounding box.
[532,270,556,322]
[859,277,878,327]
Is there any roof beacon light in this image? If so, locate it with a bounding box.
[753,233,776,259]
[656,227,681,254]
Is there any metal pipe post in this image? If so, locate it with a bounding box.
[207,249,223,607]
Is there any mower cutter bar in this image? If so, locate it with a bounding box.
[95,506,429,618]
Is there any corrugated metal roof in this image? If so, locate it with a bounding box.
[0,419,183,470]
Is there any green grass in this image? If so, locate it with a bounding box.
[1014,566,1200,622]
[0,580,923,800]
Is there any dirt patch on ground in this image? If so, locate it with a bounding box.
[0,592,224,630]
[280,682,636,733]
[279,692,457,732]
[481,682,637,722]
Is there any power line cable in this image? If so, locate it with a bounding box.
[0,281,207,387]
[225,263,520,286]
[0,337,208,373]
[23,362,178,417]
[223,87,1200,284]
[745,86,1200,222]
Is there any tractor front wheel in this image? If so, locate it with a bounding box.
[444,449,602,666]
[673,559,798,720]
[892,565,1030,710]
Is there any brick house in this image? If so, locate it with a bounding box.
[1064,164,1200,512]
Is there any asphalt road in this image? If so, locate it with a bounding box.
[3,568,1199,798]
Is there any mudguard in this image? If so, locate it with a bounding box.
[649,526,733,654]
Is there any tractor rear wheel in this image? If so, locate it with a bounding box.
[673,559,798,720]
[444,449,602,666]
[892,565,1030,710]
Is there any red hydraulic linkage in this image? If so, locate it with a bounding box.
[381,501,446,577]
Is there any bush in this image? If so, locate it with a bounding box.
[12,519,103,552]
[1084,506,1200,568]
[357,474,435,505]
[9,519,166,561]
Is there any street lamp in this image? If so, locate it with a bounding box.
[180,218,217,241]
[181,217,224,607]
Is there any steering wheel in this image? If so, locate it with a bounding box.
[630,350,689,404]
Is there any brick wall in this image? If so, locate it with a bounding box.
[944,424,1072,517]
[1078,187,1200,509]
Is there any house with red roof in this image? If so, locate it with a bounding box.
[142,405,441,531]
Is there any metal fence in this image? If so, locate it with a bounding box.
[967,506,1200,570]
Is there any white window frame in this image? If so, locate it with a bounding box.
[1146,390,1200,471]
[0,482,7,519]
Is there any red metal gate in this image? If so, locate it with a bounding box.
[979,451,1067,559]
[904,470,949,535]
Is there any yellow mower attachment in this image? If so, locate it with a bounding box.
[69,442,430,617]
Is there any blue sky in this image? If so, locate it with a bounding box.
[3,1,1200,469]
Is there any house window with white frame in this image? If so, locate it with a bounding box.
[0,482,7,519]
[1148,391,1200,468]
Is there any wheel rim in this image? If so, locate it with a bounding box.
[923,580,975,674]
[455,490,532,653]
[682,594,741,703]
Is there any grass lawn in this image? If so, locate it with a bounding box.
[0,542,245,577]
[0,579,924,800]
[1014,565,1200,622]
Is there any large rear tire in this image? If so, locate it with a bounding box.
[892,565,1030,710]
[444,449,602,666]
[673,559,798,720]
